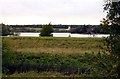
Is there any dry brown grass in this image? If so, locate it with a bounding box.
[3,37,105,55]
[15,47,100,55]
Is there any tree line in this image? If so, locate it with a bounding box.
[0,23,110,36]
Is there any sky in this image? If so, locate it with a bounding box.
[0,0,106,25]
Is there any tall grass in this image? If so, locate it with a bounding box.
[2,37,118,77]
[2,37,105,55]
[2,51,118,77]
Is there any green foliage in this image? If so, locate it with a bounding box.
[40,23,53,36]
[2,51,118,77]
[104,1,120,24]
[102,1,120,56]
[3,71,64,77]
[2,41,16,74]
[103,0,120,76]
[100,18,110,34]
[2,37,118,77]
[2,41,118,77]
[0,23,13,36]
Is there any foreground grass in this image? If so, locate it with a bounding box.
[3,71,101,77]
[2,37,118,77]
[3,71,64,77]
[2,52,118,77]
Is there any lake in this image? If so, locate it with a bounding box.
[13,32,110,38]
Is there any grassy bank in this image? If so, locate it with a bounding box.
[2,37,104,55]
[2,37,118,77]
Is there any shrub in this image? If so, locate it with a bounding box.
[40,23,53,36]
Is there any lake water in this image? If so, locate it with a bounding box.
[14,32,110,38]
[14,32,40,37]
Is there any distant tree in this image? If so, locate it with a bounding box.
[86,25,94,34]
[0,23,13,36]
[70,25,87,33]
[40,23,53,36]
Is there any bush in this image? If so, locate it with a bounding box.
[2,50,118,77]
[40,23,53,36]
[0,23,13,36]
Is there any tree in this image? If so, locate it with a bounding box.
[100,18,110,34]
[40,23,53,36]
[103,0,120,76]
[0,23,13,36]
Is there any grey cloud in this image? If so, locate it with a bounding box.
[0,0,105,24]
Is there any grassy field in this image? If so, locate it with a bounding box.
[2,37,105,55]
[2,37,118,77]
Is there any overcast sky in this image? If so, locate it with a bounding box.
[0,0,106,25]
